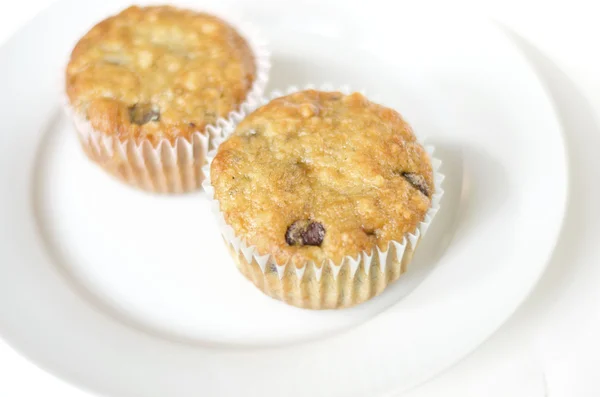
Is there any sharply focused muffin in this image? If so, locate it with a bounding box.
[65,5,262,193]
[209,90,442,309]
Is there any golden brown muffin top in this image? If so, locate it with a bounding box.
[66,5,256,145]
[211,90,434,267]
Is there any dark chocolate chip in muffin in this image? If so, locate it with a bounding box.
[304,222,326,245]
[285,220,326,246]
[401,172,429,197]
[362,227,377,237]
[129,103,160,125]
[285,221,305,245]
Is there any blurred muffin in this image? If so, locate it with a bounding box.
[65,5,268,192]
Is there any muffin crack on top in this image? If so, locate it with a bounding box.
[211,90,435,268]
[66,5,256,145]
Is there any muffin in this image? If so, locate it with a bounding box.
[205,88,443,309]
[65,5,269,193]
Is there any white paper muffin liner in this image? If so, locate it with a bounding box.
[202,84,445,309]
[63,10,270,193]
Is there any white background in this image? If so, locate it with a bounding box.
[1,0,599,396]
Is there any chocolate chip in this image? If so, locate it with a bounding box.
[285,221,305,246]
[285,220,325,246]
[401,172,429,197]
[189,122,196,128]
[303,222,325,245]
[362,227,377,237]
[129,103,160,125]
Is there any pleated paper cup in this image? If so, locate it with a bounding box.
[64,10,270,193]
[203,84,444,309]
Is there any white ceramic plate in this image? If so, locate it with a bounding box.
[0,0,567,396]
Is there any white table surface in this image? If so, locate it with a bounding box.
[1,1,599,396]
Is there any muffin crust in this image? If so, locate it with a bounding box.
[211,90,434,267]
[66,5,256,145]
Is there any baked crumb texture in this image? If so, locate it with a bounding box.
[65,5,267,193]
[206,88,443,309]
